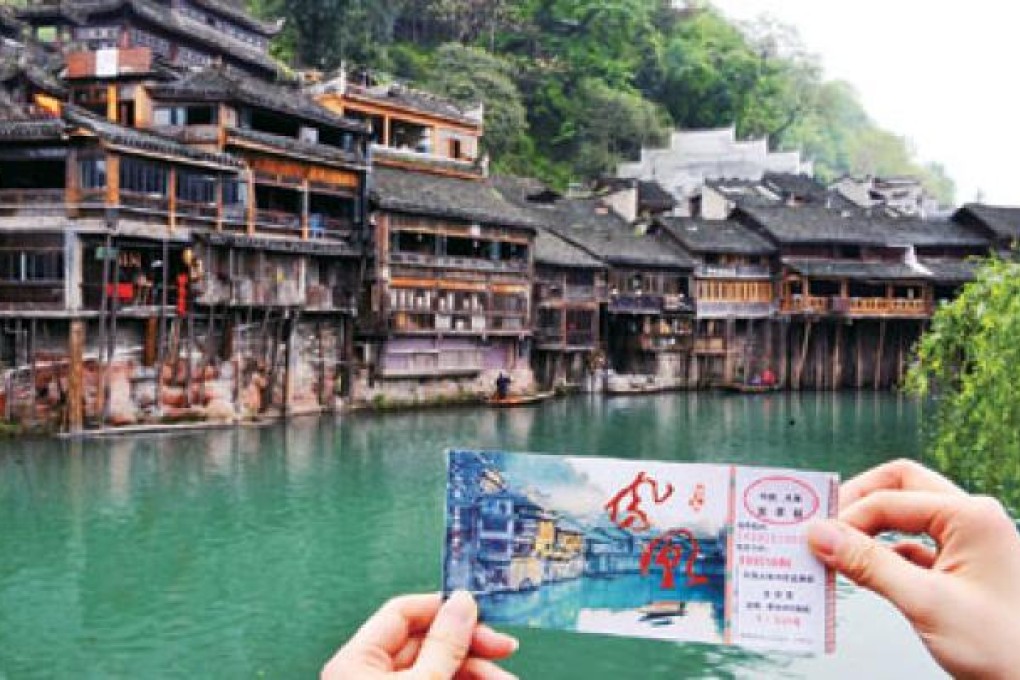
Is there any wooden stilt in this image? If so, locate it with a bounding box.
[896,323,905,387]
[779,320,789,388]
[795,320,813,390]
[96,235,111,422]
[874,319,887,391]
[833,322,844,390]
[28,318,37,422]
[814,323,825,389]
[856,322,864,390]
[102,242,121,424]
[155,240,169,416]
[282,311,300,415]
[67,320,84,434]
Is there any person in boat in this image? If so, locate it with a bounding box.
[761,366,777,387]
[494,372,511,400]
[325,460,1020,679]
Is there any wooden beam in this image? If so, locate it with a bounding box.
[856,323,864,390]
[105,153,120,208]
[106,83,118,123]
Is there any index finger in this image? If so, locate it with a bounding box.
[841,459,963,508]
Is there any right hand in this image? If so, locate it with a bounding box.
[807,459,1020,680]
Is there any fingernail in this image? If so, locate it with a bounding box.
[447,590,477,624]
[807,520,843,559]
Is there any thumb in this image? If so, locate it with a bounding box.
[807,519,932,617]
[409,590,478,679]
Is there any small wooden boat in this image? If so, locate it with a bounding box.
[484,391,554,407]
[638,600,687,620]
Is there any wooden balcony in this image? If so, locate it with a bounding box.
[0,189,68,216]
[696,299,775,319]
[781,295,830,315]
[782,295,932,318]
[847,297,930,318]
[254,208,302,236]
[696,264,771,279]
[608,293,662,314]
[389,251,528,274]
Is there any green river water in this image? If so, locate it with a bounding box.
[0,393,946,679]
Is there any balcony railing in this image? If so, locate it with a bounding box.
[696,264,772,279]
[608,293,663,314]
[0,189,67,215]
[254,208,301,232]
[695,300,776,318]
[847,297,930,317]
[782,295,932,318]
[389,251,528,273]
[781,295,830,315]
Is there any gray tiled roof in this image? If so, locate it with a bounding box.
[65,105,244,168]
[707,174,859,212]
[739,205,886,245]
[659,217,776,255]
[543,199,695,269]
[739,205,990,249]
[0,42,66,98]
[784,259,929,281]
[954,203,1020,242]
[189,0,284,36]
[920,258,981,283]
[18,0,285,77]
[371,166,537,231]
[345,82,479,126]
[493,175,693,269]
[225,126,366,168]
[533,229,605,269]
[149,66,366,134]
[494,175,602,267]
[880,218,989,248]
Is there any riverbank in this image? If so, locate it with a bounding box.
[13,380,907,439]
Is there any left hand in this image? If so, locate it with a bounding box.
[321,591,519,679]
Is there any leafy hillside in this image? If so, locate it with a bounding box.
[249,0,955,203]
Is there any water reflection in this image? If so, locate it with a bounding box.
[0,393,937,679]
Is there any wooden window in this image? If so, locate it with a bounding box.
[177,170,216,204]
[0,250,63,283]
[120,157,168,196]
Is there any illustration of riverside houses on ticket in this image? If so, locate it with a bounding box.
[442,451,838,654]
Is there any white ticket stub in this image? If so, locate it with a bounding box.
[443,451,838,654]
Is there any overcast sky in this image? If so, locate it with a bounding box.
[710,0,1019,206]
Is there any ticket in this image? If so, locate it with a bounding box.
[442,450,838,654]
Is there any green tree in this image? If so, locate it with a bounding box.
[907,258,1020,509]
[423,44,530,170]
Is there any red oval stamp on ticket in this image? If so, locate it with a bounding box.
[743,476,820,526]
